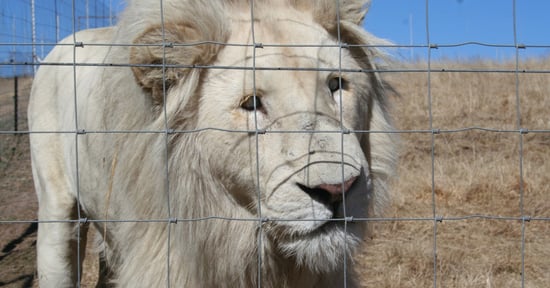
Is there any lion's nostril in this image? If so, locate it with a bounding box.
[297,176,358,206]
[297,183,333,206]
[315,176,358,197]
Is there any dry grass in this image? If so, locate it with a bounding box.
[358,58,550,287]
[0,58,549,287]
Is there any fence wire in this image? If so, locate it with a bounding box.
[0,0,116,77]
[1,0,550,288]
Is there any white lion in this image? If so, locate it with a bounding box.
[28,0,396,287]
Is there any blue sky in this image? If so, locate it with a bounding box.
[1,0,121,76]
[365,0,550,61]
[2,0,550,77]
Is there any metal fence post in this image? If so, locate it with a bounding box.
[13,76,18,134]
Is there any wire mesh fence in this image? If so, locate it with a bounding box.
[0,0,119,77]
[0,0,549,287]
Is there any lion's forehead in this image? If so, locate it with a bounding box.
[216,40,359,76]
[222,14,352,67]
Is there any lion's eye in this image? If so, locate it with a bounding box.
[328,77,347,93]
[240,95,263,112]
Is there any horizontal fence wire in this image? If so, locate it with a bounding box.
[5,61,550,74]
[1,0,549,288]
[1,215,550,226]
[3,128,550,136]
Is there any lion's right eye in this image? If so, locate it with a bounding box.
[240,95,264,112]
[328,76,347,93]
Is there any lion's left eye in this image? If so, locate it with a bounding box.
[240,95,264,112]
[328,77,347,93]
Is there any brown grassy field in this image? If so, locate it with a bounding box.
[359,58,550,287]
[0,58,548,287]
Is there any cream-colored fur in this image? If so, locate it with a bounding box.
[28,1,396,287]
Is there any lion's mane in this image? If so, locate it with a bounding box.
[29,0,396,287]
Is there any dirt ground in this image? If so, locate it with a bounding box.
[0,59,549,287]
[0,77,37,288]
[0,78,99,288]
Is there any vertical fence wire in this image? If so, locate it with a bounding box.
[334,0,350,286]
[156,1,175,287]
[247,1,265,286]
[511,0,527,287]
[70,0,83,286]
[423,1,439,287]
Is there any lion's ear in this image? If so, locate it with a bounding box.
[312,0,369,32]
[340,0,370,25]
[129,23,215,106]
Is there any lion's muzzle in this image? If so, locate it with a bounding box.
[297,175,358,208]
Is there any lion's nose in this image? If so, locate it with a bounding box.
[297,176,358,205]
[316,176,358,197]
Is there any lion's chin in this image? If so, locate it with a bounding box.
[274,220,363,273]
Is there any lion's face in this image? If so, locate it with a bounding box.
[129,3,387,272]
[192,13,375,269]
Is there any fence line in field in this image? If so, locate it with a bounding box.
[1,1,549,287]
